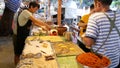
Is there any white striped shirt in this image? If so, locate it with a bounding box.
[85,10,120,68]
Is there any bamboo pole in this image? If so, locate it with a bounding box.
[48,0,50,16]
[57,0,62,26]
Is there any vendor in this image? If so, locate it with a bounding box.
[13,1,50,65]
[77,4,95,52]
[78,4,95,37]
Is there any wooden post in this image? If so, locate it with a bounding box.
[48,0,50,17]
[57,0,62,26]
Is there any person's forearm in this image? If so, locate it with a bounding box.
[78,22,87,27]
[30,16,50,30]
[82,36,95,47]
[34,20,50,30]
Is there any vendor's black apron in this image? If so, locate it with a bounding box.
[16,20,32,55]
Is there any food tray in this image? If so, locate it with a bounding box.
[26,36,64,42]
[18,40,59,68]
[53,42,84,56]
[39,36,64,42]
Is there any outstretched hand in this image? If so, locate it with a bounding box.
[41,26,51,31]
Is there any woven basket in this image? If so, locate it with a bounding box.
[55,27,67,36]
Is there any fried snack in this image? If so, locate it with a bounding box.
[100,56,111,67]
[77,52,101,67]
[76,52,111,67]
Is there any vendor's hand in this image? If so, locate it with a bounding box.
[81,33,86,44]
[81,33,85,40]
[86,46,91,49]
[41,26,49,31]
[46,26,51,30]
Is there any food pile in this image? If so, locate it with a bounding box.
[76,52,111,68]
[53,42,84,56]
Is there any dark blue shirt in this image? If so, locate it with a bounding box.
[5,0,21,12]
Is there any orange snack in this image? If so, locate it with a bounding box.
[76,52,110,68]
[100,56,111,67]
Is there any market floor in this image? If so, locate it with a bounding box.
[0,37,15,68]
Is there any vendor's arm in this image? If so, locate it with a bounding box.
[29,16,51,30]
[19,10,51,31]
[78,20,87,28]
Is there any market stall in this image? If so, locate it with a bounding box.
[15,0,85,67]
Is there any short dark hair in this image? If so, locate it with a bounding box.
[94,0,112,5]
[90,4,94,10]
[29,1,40,8]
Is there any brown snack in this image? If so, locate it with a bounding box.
[45,56,55,61]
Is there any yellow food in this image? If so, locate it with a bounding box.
[69,48,75,51]
[61,46,67,48]
[42,43,48,48]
